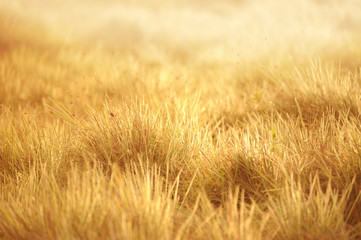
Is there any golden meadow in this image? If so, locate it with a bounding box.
[1,0,361,239]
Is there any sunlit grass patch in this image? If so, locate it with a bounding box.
[1,0,361,238]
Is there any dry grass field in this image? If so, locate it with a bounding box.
[1,0,361,239]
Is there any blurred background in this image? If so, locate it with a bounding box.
[1,0,360,63]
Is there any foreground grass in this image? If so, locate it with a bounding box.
[1,1,361,239]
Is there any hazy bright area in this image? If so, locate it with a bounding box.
[1,0,361,239]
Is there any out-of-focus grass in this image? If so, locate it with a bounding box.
[1,0,361,239]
